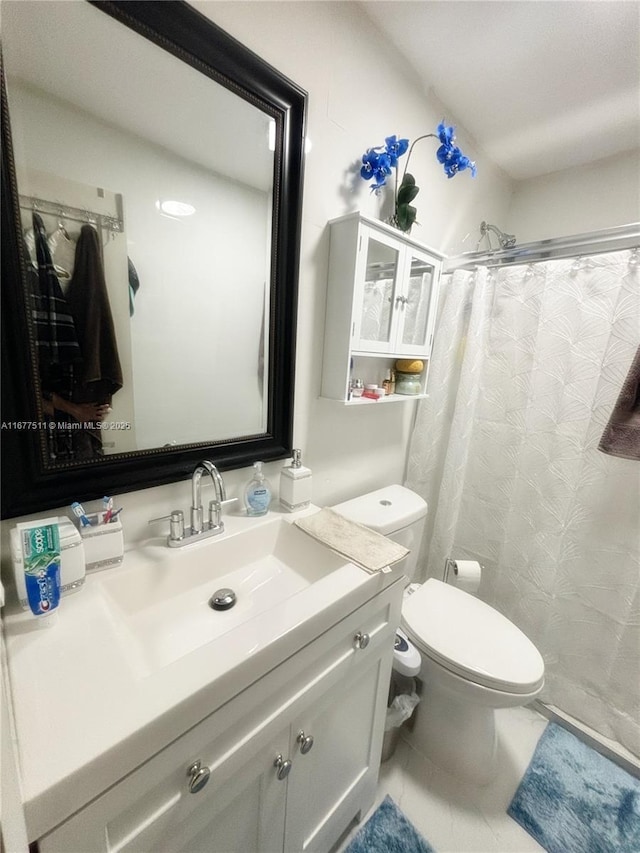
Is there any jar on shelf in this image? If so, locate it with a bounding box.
[394,372,422,395]
[394,359,423,396]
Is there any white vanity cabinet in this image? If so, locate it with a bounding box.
[38,581,402,853]
[321,212,444,404]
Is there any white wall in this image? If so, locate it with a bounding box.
[508,149,640,243]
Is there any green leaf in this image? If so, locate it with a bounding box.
[397,173,419,205]
[396,203,417,233]
[397,184,419,205]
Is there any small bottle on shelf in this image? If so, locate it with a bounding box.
[382,370,396,396]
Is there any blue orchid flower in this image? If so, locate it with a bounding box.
[455,153,477,177]
[436,121,455,146]
[361,148,392,190]
[436,138,477,179]
[436,143,452,165]
[384,135,409,168]
[359,122,476,227]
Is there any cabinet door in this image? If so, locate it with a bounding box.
[284,644,392,853]
[394,247,439,357]
[40,720,290,853]
[352,226,402,353]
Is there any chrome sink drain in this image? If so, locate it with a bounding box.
[209,588,237,611]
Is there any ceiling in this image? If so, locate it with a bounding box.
[361,1,640,181]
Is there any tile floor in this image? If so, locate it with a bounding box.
[337,704,548,853]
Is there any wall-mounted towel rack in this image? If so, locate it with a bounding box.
[19,194,124,234]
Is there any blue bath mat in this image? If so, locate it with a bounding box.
[345,795,435,853]
[508,722,640,853]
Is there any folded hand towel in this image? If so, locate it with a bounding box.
[295,508,409,574]
[599,345,640,461]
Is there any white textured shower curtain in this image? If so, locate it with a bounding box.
[406,249,640,757]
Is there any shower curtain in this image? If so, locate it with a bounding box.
[406,248,640,758]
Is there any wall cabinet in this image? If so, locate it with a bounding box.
[38,582,402,853]
[321,212,444,404]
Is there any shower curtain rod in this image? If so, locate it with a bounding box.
[445,221,640,272]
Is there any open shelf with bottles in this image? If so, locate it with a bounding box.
[343,355,428,405]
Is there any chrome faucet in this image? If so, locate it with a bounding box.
[149,459,236,547]
[191,460,226,534]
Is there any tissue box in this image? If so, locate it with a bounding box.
[79,513,124,572]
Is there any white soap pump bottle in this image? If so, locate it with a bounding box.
[279,449,312,512]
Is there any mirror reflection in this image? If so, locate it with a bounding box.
[3,0,275,462]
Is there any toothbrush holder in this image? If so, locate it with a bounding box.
[79,513,124,572]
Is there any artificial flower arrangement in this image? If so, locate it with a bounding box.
[360,121,477,233]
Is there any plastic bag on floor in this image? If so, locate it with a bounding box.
[385,691,419,731]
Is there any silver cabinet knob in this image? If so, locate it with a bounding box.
[274,754,292,780]
[187,759,210,794]
[354,631,370,649]
[297,730,314,754]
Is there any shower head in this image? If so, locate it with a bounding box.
[478,221,517,251]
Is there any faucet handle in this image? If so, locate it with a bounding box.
[149,510,185,543]
[208,497,238,529]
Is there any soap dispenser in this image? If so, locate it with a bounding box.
[244,461,272,517]
[279,449,312,512]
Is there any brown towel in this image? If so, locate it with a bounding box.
[66,225,123,397]
[598,345,640,461]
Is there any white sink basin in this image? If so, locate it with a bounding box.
[100,516,345,672]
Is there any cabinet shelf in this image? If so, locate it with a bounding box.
[332,392,428,406]
[321,212,443,405]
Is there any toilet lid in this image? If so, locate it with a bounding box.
[402,579,544,694]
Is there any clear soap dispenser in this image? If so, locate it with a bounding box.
[244,461,272,517]
[279,449,312,512]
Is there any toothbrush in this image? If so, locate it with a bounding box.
[102,496,113,524]
[71,501,92,527]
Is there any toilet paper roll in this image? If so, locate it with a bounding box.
[452,560,481,593]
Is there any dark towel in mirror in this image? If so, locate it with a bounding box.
[66,224,123,397]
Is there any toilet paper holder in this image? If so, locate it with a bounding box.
[443,557,484,584]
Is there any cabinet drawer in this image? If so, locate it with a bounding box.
[39,582,403,853]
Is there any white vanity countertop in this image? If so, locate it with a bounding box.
[3,506,402,841]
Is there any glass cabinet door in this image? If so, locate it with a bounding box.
[397,250,435,355]
[353,230,400,352]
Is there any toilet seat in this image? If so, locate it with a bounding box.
[402,579,544,694]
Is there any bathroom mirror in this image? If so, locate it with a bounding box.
[1,0,306,518]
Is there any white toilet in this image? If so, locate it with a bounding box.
[332,484,545,785]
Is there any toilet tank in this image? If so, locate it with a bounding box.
[332,485,428,581]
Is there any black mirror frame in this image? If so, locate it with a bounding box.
[1,0,306,519]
